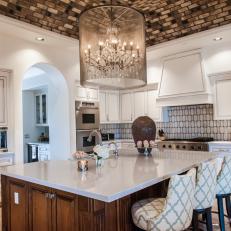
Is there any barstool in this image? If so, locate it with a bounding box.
[215,156,231,231]
[131,168,196,231]
[192,161,217,231]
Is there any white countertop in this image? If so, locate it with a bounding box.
[208,141,231,145]
[1,149,216,202]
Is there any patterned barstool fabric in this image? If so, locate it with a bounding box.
[194,161,217,210]
[131,168,196,231]
[216,156,231,195]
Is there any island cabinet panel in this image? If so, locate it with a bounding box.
[2,176,29,231]
[2,176,166,231]
[29,184,52,231]
[53,190,78,231]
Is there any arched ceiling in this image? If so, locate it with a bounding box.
[0,0,230,47]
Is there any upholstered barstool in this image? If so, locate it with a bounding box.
[215,156,231,231]
[192,161,217,231]
[131,168,196,231]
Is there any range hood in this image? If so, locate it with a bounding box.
[156,50,213,106]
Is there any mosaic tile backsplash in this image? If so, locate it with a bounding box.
[100,104,231,141]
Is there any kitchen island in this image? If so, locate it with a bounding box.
[1,149,216,231]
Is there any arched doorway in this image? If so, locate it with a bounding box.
[22,63,70,162]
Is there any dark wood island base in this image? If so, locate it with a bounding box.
[1,175,166,231]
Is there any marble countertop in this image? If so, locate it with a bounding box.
[1,149,216,202]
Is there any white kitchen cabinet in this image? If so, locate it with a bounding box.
[147,90,162,122]
[107,92,120,122]
[99,91,120,123]
[99,92,107,123]
[120,93,133,123]
[209,142,231,157]
[133,91,146,120]
[209,71,231,120]
[76,85,99,101]
[0,71,8,127]
[35,93,48,126]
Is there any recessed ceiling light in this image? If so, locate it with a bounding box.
[35,37,45,42]
[213,37,223,41]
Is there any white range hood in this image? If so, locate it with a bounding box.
[156,49,213,106]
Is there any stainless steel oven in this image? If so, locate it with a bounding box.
[76,130,97,153]
[75,101,100,130]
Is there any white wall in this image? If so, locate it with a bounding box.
[0,18,79,163]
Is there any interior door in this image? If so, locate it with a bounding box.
[29,184,52,231]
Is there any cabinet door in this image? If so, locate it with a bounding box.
[120,93,133,122]
[76,86,87,100]
[53,190,77,231]
[147,90,162,121]
[29,184,52,231]
[41,94,47,124]
[35,95,41,124]
[107,92,120,123]
[214,79,231,120]
[0,77,7,126]
[8,178,28,231]
[99,92,107,123]
[133,91,146,120]
[87,88,98,101]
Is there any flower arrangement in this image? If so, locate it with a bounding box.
[93,145,110,159]
[73,151,88,160]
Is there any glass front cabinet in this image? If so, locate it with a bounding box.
[35,93,48,126]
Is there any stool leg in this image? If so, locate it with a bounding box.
[192,210,199,231]
[217,195,226,231]
[205,208,213,231]
[225,195,231,226]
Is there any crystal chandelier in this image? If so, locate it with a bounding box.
[79,5,147,89]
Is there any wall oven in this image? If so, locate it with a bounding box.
[75,101,100,130]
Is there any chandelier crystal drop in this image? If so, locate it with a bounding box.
[79,5,147,89]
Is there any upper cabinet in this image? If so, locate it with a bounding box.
[147,89,162,122]
[209,71,231,120]
[157,50,212,106]
[0,70,9,127]
[99,91,120,123]
[75,85,99,102]
[105,84,168,124]
[120,93,133,123]
[133,91,146,119]
[35,93,48,126]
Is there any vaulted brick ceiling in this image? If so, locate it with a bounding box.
[0,0,231,46]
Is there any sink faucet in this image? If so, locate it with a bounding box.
[87,130,102,145]
[108,141,119,157]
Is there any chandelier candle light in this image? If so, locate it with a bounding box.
[79,5,147,89]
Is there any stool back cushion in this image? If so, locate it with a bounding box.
[194,161,217,209]
[131,168,196,231]
[217,156,231,195]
